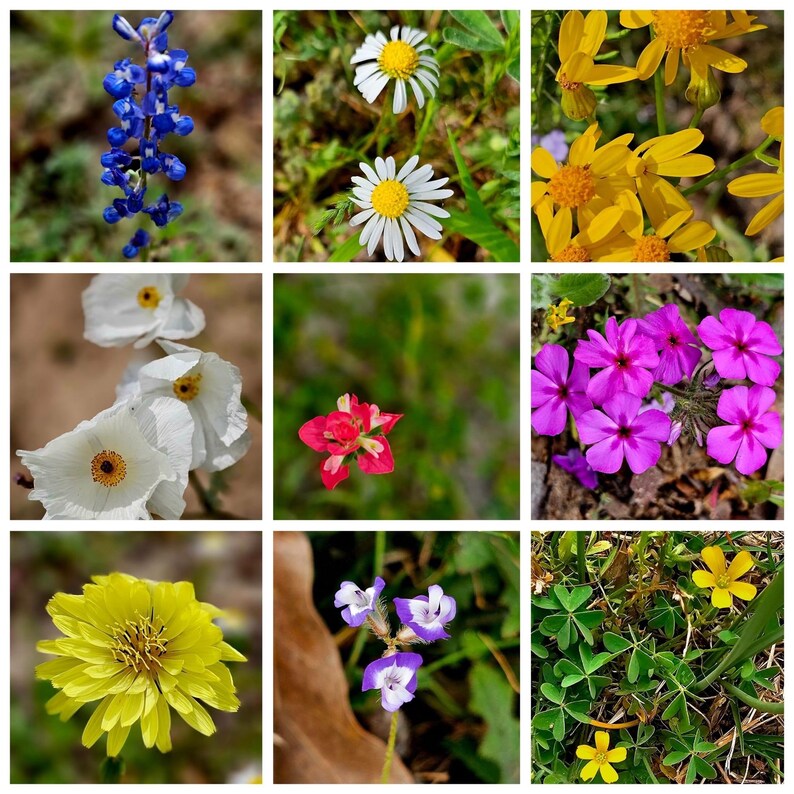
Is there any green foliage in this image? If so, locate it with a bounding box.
[535,585,605,649]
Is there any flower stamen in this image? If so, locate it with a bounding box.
[173,373,202,401]
[90,450,127,487]
[377,40,419,79]
[371,179,410,219]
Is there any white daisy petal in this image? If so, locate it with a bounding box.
[375,31,388,45]
[402,164,434,186]
[353,62,381,85]
[350,197,373,209]
[411,200,451,218]
[404,209,443,239]
[415,70,439,93]
[407,189,454,201]
[418,56,441,71]
[359,211,382,245]
[359,162,380,184]
[408,77,425,108]
[361,73,389,102]
[386,156,396,179]
[368,215,387,255]
[351,175,376,190]
[350,208,376,227]
[396,155,420,181]
[393,80,407,114]
[408,177,449,193]
[374,157,389,181]
[415,44,435,53]
[408,30,428,46]
[399,215,421,256]
[383,217,394,261]
[390,25,399,41]
[390,218,404,262]
[407,207,443,232]
[352,186,374,202]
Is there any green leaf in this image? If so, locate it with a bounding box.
[448,10,504,47]
[548,274,611,307]
[564,701,593,724]
[530,639,549,659]
[662,751,690,766]
[500,10,519,34]
[661,692,685,721]
[442,25,503,52]
[507,56,520,83]
[532,709,558,731]
[554,659,582,678]
[555,584,592,612]
[539,614,567,633]
[561,674,585,688]
[329,233,365,262]
[444,208,519,262]
[574,611,605,629]
[540,682,563,705]
[627,650,640,683]
[691,756,717,780]
[603,632,632,653]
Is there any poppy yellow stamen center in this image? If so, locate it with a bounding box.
[552,244,592,262]
[548,165,596,209]
[716,574,731,588]
[173,373,202,401]
[371,179,410,218]
[137,286,161,309]
[632,234,671,262]
[90,450,127,487]
[378,40,419,79]
[111,613,167,674]
[595,751,608,765]
[651,11,711,50]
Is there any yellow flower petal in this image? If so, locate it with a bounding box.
[761,107,784,139]
[570,132,597,167]
[643,129,704,164]
[608,747,627,763]
[581,759,600,781]
[712,587,733,609]
[582,10,608,57]
[577,744,597,760]
[727,173,784,198]
[668,220,716,252]
[585,64,638,86]
[746,193,784,235]
[728,581,757,601]
[620,10,653,28]
[590,144,630,177]
[656,210,691,239]
[595,731,610,752]
[578,206,623,244]
[701,546,726,576]
[546,207,572,255]
[691,43,747,75]
[664,47,680,86]
[615,190,644,238]
[564,50,593,84]
[692,569,717,589]
[637,37,666,80]
[726,550,755,580]
[651,154,715,178]
[600,762,619,784]
[559,10,585,64]
[532,180,548,208]
[532,148,558,179]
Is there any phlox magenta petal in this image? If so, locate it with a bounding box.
[637,304,701,384]
[531,343,592,435]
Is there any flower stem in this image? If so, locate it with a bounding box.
[653,381,688,398]
[380,710,399,784]
[189,470,217,516]
[682,135,776,196]
[100,756,125,784]
[576,532,586,584]
[688,109,704,129]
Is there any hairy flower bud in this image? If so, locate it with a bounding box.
[560,85,597,122]
[685,67,721,111]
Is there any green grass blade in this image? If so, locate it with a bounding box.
[329,233,365,262]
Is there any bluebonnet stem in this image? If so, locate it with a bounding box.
[101,11,195,260]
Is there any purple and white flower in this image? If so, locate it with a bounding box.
[394,584,456,641]
[362,652,423,712]
[334,576,386,627]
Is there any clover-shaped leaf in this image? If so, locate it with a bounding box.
[536,585,604,650]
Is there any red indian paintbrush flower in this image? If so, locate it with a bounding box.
[299,393,402,489]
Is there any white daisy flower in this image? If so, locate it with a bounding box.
[351,25,440,114]
[16,397,193,520]
[82,274,205,349]
[349,155,454,261]
[131,340,252,472]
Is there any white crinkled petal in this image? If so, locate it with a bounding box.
[158,297,206,342]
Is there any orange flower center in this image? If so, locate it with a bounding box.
[632,234,671,262]
[552,243,592,262]
[548,165,596,208]
[651,11,711,50]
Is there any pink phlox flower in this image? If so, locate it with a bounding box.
[706,385,782,475]
[299,393,403,489]
[574,317,659,406]
[637,304,701,385]
[697,308,782,386]
[577,391,672,474]
[531,343,592,436]
[552,448,598,489]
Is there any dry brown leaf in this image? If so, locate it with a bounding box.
[274,532,413,784]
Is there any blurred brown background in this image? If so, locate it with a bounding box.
[10,273,262,519]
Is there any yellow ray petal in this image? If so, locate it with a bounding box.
[692,43,747,74]
[644,129,704,163]
[607,747,627,763]
[693,570,717,589]
[532,148,558,179]
[582,10,608,57]
[652,154,715,178]
[532,180,549,208]
[578,206,623,244]
[577,744,597,760]
[637,37,666,80]
[656,210,691,239]
[559,10,585,63]
[664,49,679,85]
[564,50,593,84]
[584,64,639,86]
[727,173,784,198]
[620,10,653,28]
[590,144,630,177]
[726,550,755,580]
[728,581,757,601]
[581,759,600,781]
[701,546,726,576]
[711,587,733,609]
[761,106,784,139]
[600,762,619,783]
[595,731,610,752]
[546,207,572,255]
[668,220,716,252]
[746,194,784,235]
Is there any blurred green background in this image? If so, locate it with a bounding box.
[307,531,519,784]
[274,10,519,262]
[11,10,262,261]
[274,274,520,519]
[10,531,262,784]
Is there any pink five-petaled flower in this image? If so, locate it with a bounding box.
[299,393,402,490]
[577,391,671,474]
[636,304,701,385]
[531,344,592,435]
[394,584,457,642]
[706,385,782,475]
[574,317,659,406]
[697,308,782,387]
[334,577,386,627]
[362,652,423,712]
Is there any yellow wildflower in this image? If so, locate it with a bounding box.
[693,546,757,609]
[577,731,627,783]
[546,299,575,331]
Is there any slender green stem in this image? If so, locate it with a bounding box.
[688,109,704,129]
[651,36,666,136]
[720,680,784,714]
[682,136,776,196]
[576,532,586,584]
[189,470,216,516]
[100,756,124,784]
[653,381,688,398]
[373,531,386,581]
[380,710,399,783]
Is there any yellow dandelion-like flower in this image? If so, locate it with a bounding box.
[36,572,247,757]
[693,546,757,609]
[621,10,767,85]
[577,731,627,784]
[556,11,638,120]
[728,106,784,235]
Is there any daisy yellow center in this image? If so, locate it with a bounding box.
[111,613,167,674]
[137,286,161,309]
[547,165,596,209]
[716,573,731,588]
[632,234,671,262]
[378,40,419,79]
[90,450,127,487]
[552,243,591,262]
[371,179,410,219]
[595,751,608,765]
[651,11,711,50]
[173,373,202,401]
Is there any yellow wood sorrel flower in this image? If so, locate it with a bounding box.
[577,730,627,783]
[556,11,638,120]
[36,572,247,757]
[620,10,767,85]
[693,546,757,608]
[727,106,784,235]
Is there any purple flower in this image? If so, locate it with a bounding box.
[531,130,569,161]
[697,309,782,386]
[531,344,592,435]
[578,391,672,474]
[334,576,385,627]
[574,317,659,406]
[637,304,701,385]
[394,585,456,641]
[639,390,675,415]
[706,385,782,475]
[362,652,423,712]
[552,449,598,489]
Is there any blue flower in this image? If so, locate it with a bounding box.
[102,58,146,98]
[160,153,186,181]
[100,167,130,190]
[122,228,151,258]
[143,194,184,227]
[107,98,145,145]
[159,49,196,89]
[100,148,133,169]
[140,138,161,174]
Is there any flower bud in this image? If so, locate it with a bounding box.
[395,625,421,644]
[685,67,720,111]
[560,85,597,122]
